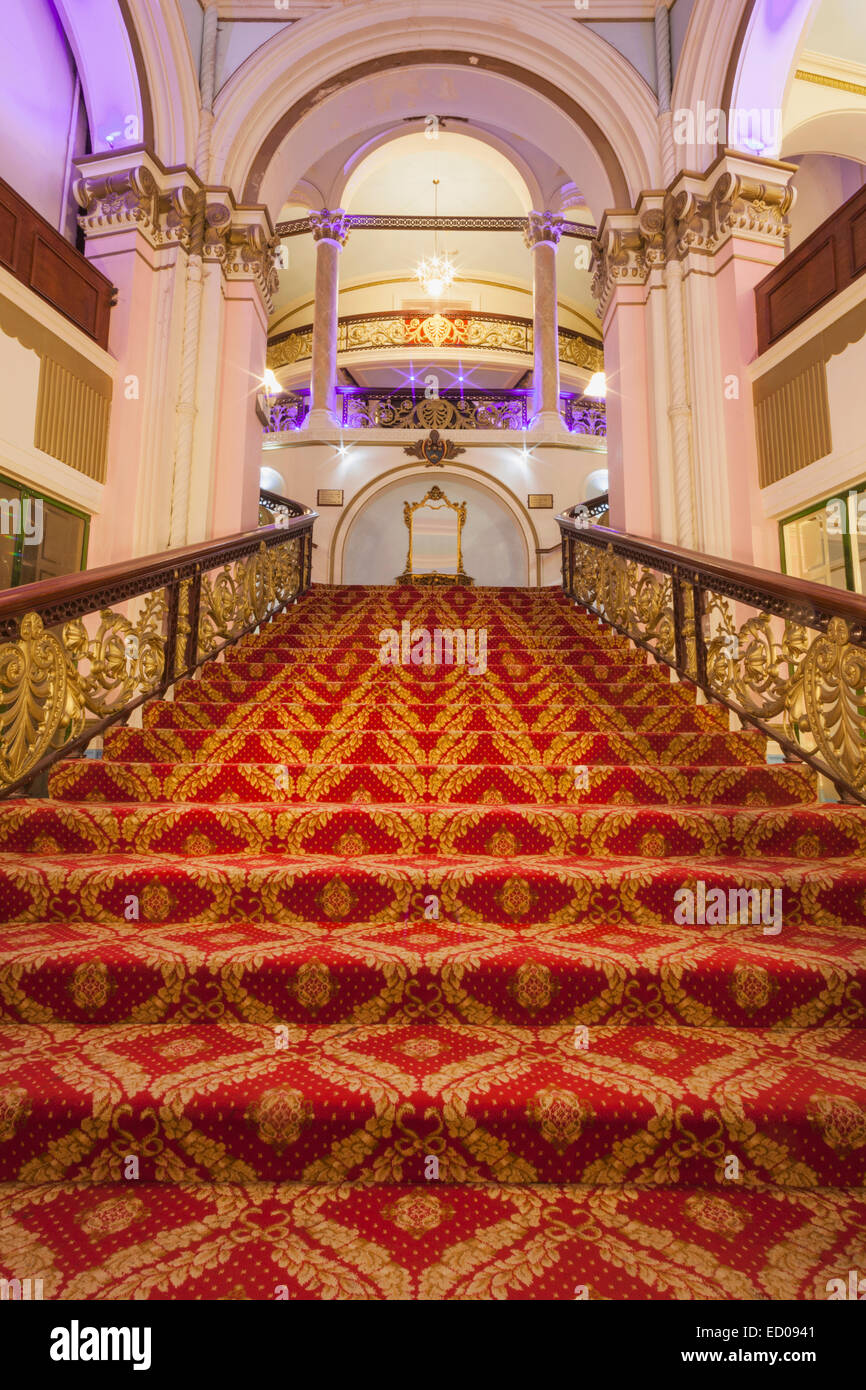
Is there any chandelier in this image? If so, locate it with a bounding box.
[415,179,456,299]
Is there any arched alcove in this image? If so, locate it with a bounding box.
[338,470,530,586]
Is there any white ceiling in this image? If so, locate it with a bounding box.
[271,131,600,336]
[805,0,866,70]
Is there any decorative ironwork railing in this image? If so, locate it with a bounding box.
[341,389,529,431]
[258,489,311,523]
[265,396,310,431]
[262,389,606,435]
[562,399,607,436]
[267,310,603,375]
[556,509,866,804]
[0,506,316,796]
[564,494,610,527]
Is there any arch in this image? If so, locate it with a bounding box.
[211,2,658,220]
[783,109,866,165]
[52,0,153,153]
[126,0,200,168]
[333,124,541,213]
[724,0,823,159]
[330,460,540,586]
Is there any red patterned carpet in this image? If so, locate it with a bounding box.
[1,584,865,1299]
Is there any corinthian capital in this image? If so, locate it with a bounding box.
[73,150,201,251]
[524,211,565,249]
[74,164,162,241]
[669,154,796,259]
[310,209,351,246]
[590,197,665,314]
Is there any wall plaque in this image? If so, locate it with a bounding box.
[317,489,344,506]
[528,494,554,509]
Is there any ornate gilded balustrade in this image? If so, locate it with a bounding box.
[263,389,606,435]
[267,310,603,374]
[341,389,529,431]
[0,507,316,796]
[557,510,866,803]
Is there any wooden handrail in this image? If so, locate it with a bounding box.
[557,510,866,802]
[556,514,866,634]
[0,512,315,633]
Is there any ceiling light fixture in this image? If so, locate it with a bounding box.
[585,371,606,399]
[415,179,456,300]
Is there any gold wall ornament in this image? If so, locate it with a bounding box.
[397,485,472,587]
[403,429,466,466]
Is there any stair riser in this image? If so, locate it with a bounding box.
[0,861,860,927]
[2,805,857,859]
[46,761,817,806]
[1,1022,861,1187]
[2,948,862,1028]
[142,701,729,734]
[101,729,765,767]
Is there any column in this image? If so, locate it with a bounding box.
[168,0,219,547]
[525,211,566,434]
[210,212,278,537]
[654,1,676,184]
[73,151,198,565]
[306,209,350,431]
[591,200,666,538]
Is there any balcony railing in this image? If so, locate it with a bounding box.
[268,310,604,374]
[262,388,607,435]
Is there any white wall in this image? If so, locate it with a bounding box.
[262,431,607,587]
[788,153,866,249]
[342,472,528,586]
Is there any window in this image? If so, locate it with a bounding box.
[779,486,866,594]
[0,475,88,589]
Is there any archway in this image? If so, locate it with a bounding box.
[337,469,532,586]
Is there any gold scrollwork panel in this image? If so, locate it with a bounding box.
[0,591,170,789]
[704,593,866,792]
[198,539,303,660]
[570,543,675,665]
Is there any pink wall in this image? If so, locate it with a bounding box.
[716,236,786,571]
[602,293,656,539]
[84,231,172,568]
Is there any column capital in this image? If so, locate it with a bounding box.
[590,196,665,315]
[670,151,796,260]
[199,197,279,311]
[310,209,351,246]
[524,211,566,249]
[73,149,200,251]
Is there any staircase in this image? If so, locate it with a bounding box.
[1,583,865,1300]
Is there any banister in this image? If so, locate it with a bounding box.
[556,509,866,803]
[0,504,317,797]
